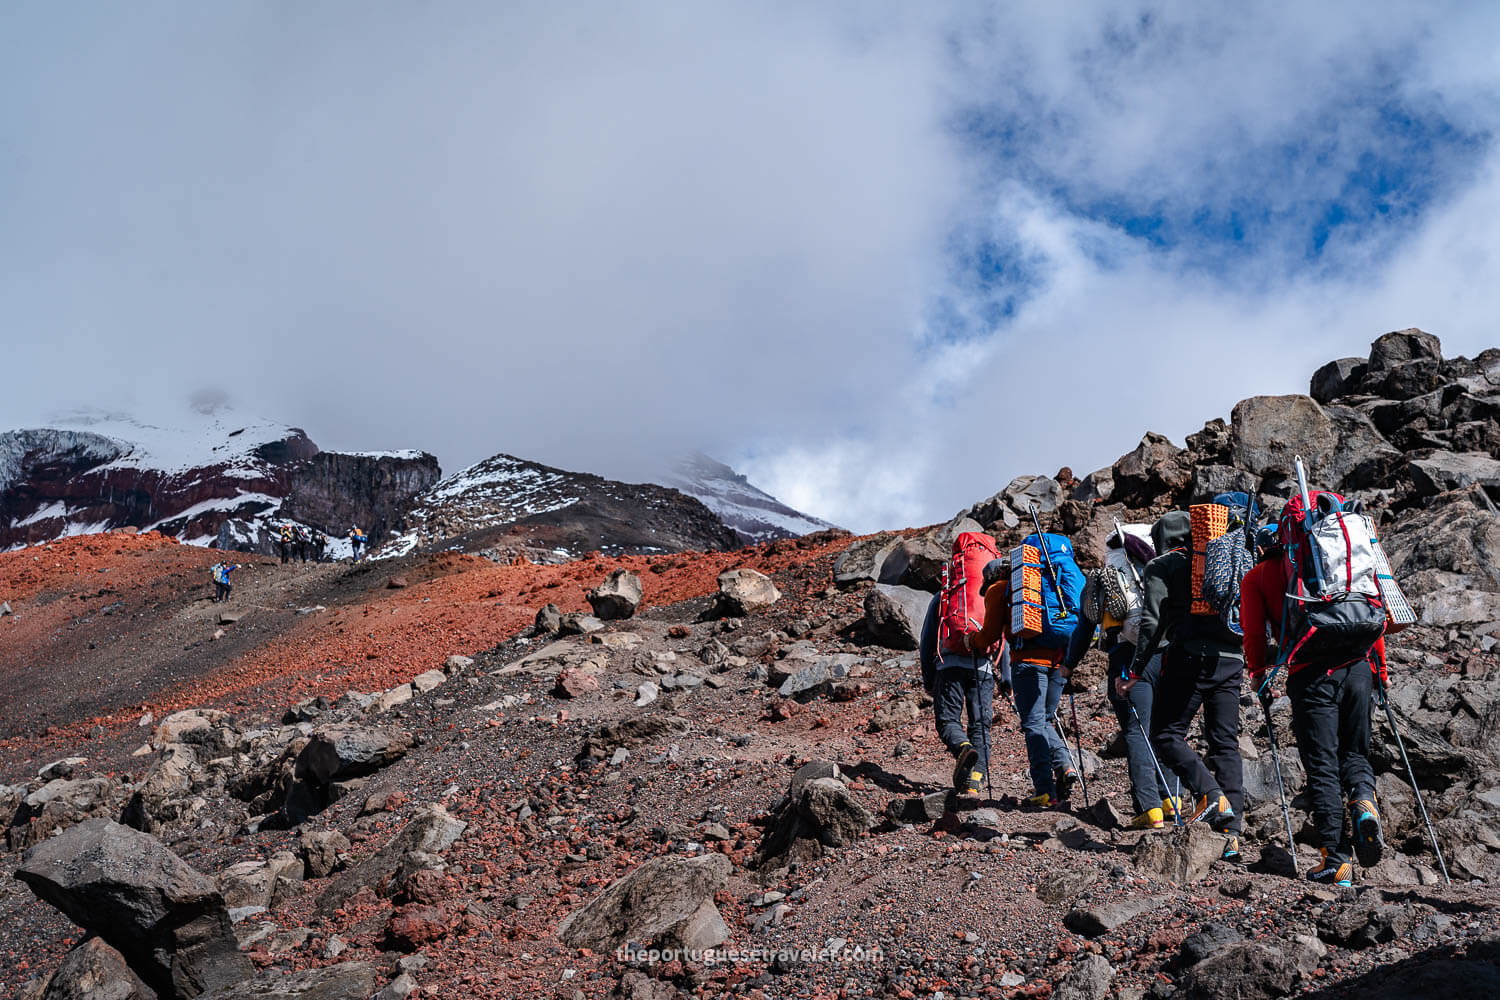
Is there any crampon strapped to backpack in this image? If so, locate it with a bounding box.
[937,531,1002,657]
[1009,531,1085,650]
[1190,492,1258,636]
[1276,461,1391,668]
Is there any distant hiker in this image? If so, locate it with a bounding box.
[1124,497,1254,858]
[1243,498,1389,887]
[349,525,368,561]
[920,533,1003,796]
[210,562,239,602]
[1067,523,1172,828]
[969,528,1084,808]
[293,525,309,563]
[313,530,328,562]
[278,523,292,564]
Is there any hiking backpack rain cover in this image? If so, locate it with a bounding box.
[1277,490,1388,667]
[1009,532,1085,650]
[938,531,1002,655]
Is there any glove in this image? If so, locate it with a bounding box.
[1257,681,1274,714]
[997,679,1013,702]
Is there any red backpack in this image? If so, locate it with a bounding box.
[938,531,1001,655]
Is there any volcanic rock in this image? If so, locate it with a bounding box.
[1063,895,1167,937]
[37,936,155,1000]
[1230,394,1337,479]
[862,584,930,650]
[587,569,643,621]
[15,819,251,998]
[556,853,732,953]
[196,963,376,999]
[716,568,781,616]
[1177,941,1297,1000]
[1132,824,1228,884]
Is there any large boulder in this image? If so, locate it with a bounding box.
[1177,941,1298,1000]
[15,819,252,999]
[295,724,412,787]
[756,770,874,867]
[879,516,985,592]
[1368,328,1443,370]
[832,533,901,588]
[1322,404,1401,491]
[862,584,931,650]
[586,569,642,621]
[1410,451,1500,498]
[556,853,732,953]
[1229,395,1337,479]
[1309,356,1368,404]
[1111,433,1191,507]
[716,568,780,616]
[39,936,155,1000]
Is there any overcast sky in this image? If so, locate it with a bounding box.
[5,3,1500,533]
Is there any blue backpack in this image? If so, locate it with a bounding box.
[1013,532,1086,650]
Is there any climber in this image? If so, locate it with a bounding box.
[967,557,1078,809]
[1122,509,1245,855]
[313,529,328,562]
[920,553,1004,797]
[277,522,292,564]
[1242,522,1386,887]
[349,525,368,561]
[210,562,240,603]
[1065,528,1174,829]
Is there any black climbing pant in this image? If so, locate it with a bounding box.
[1289,661,1376,852]
[1150,644,1244,832]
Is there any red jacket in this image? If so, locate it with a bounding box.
[1240,559,1387,683]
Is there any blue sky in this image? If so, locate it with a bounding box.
[5,3,1500,532]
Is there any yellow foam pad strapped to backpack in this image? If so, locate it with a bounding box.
[1189,504,1230,616]
[1009,543,1045,639]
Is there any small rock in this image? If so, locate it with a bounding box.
[716,568,781,616]
[634,682,659,707]
[1064,895,1166,937]
[555,668,600,699]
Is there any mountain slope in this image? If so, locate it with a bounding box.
[393,452,741,559]
[662,453,839,545]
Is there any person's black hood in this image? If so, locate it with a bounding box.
[1151,510,1192,555]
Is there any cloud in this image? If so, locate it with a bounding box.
[4,3,1500,534]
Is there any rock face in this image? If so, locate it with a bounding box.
[716,568,781,616]
[587,569,643,620]
[15,819,252,999]
[39,936,155,1000]
[863,585,931,650]
[556,853,732,953]
[279,450,440,539]
[1229,395,1337,478]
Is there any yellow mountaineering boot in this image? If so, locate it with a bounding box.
[1130,807,1166,830]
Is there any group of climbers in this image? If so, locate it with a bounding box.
[917,469,1409,888]
[276,523,335,564]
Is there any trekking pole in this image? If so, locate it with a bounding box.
[1028,503,1071,620]
[1128,700,1180,827]
[1378,680,1451,884]
[1260,698,1297,875]
[1068,689,1090,807]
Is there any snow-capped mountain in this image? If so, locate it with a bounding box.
[663,453,839,545]
[1,405,438,552]
[391,452,739,559]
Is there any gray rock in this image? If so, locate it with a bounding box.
[534,603,563,634]
[298,830,351,879]
[1189,465,1258,505]
[296,724,412,786]
[1003,475,1062,516]
[1177,941,1297,1000]
[833,533,902,588]
[1179,922,1242,966]
[1323,404,1401,491]
[1382,486,1500,592]
[1035,866,1100,905]
[556,853,732,953]
[1368,328,1443,370]
[39,936,154,1000]
[1062,895,1166,937]
[1111,433,1190,507]
[197,962,376,999]
[778,663,831,700]
[1230,394,1337,478]
[1317,896,1428,950]
[1310,356,1368,403]
[633,682,659,707]
[558,613,605,636]
[758,770,872,867]
[38,757,89,782]
[1132,825,1226,884]
[1071,467,1114,505]
[1410,451,1500,497]
[862,584,931,651]
[886,792,948,824]
[716,568,780,616]
[318,805,466,914]
[587,569,642,621]
[15,819,252,999]
[1419,588,1500,626]
[1053,953,1114,1000]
